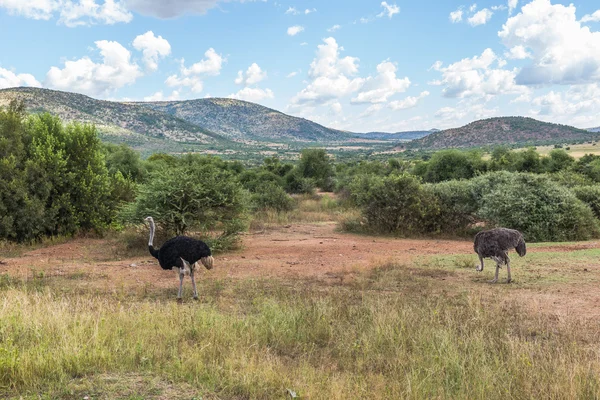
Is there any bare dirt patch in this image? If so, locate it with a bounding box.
[2,222,600,320]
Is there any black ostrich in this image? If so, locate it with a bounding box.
[474,227,526,283]
[145,216,214,300]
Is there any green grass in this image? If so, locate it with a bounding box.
[0,261,599,399]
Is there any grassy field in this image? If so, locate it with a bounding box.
[520,143,600,159]
[1,204,600,399]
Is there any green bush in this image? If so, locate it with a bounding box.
[119,159,248,249]
[416,149,487,183]
[571,186,600,220]
[475,173,599,242]
[0,104,115,241]
[425,180,478,235]
[284,168,316,194]
[297,148,334,191]
[251,183,295,212]
[348,173,439,235]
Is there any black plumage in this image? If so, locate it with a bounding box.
[474,227,526,283]
[145,216,214,300]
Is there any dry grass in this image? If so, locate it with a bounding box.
[0,259,599,399]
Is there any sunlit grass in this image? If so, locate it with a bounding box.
[0,261,599,399]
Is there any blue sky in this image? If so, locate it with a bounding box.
[1,0,600,132]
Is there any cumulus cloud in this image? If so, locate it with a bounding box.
[531,84,600,119]
[132,31,171,71]
[230,63,273,102]
[503,45,531,60]
[431,48,525,98]
[468,8,492,26]
[449,9,463,23]
[290,37,364,106]
[351,61,410,104]
[228,87,274,102]
[287,25,304,36]
[234,63,267,85]
[499,0,600,86]
[0,0,132,27]
[389,91,429,110]
[508,0,518,15]
[181,48,223,76]
[0,67,41,89]
[45,40,142,97]
[377,2,399,19]
[581,10,600,23]
[143,90,180,101]
[164,48,223,93]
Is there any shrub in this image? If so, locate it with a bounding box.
[251,183,295,212]
[417,149,487,183]
[348,173,440,235]
[284,168,316,194]
[119,160,248,249]
[475,173,599,242]
[297,148,334,190]
[571,186,600,220]
[425,180,478,235]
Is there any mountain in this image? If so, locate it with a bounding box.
[137,98,348,142]
[588,127,600,133]
[0,87,224,145]
[352,129,437,141]
[407,117,599,149]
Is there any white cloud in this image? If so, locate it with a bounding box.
[431,48,525,98]
[359,103,384,119]
[389,91,429,110]
[163,48,222,93]
[469,3,477,13]
[351,61,410,104]
[377,1,399,19]
[181,48,223,76]
[143,90,180,101]
[287,25,304,36]
[165,75,203,92]
[327,24,341,32]
[0,0,133,27]
[300,42,308,46]
[305,8,316,14]
[468,8,492,26]
[499,0,600,86]
[290,37,364,106]
[235,63,267,85]
[285,6,298,14]
[0,67,41,89]
[508,0,518,15]
[450,9,463,23]
[286,71,298,78]
[504,45,531,60]
[531,84,600,119]
[581,10,600,23]
[228,87,274,102]
[132,31,171,71]
[45,40,142,97]
[125,0,265,19]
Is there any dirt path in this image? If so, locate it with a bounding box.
[2,222,599,319]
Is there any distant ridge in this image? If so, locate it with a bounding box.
[408,117,599,149]
[0,87,223,144]
[137,98,349,142]
[352,129,437,141]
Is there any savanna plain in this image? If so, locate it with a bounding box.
[1,195,599,400]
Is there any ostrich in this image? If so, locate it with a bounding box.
[474,227,526,284]
[145,216,214,300]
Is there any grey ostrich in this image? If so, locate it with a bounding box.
[474,227,526,283]
[145,216,214,300]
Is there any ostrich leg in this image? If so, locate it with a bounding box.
[190,267,199,300]
[490,262,500,283]
[506,256,512,284]
[177,271,185,300]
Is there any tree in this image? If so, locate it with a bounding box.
[297,148,334,191]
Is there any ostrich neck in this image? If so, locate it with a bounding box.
[148,220,155,246]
